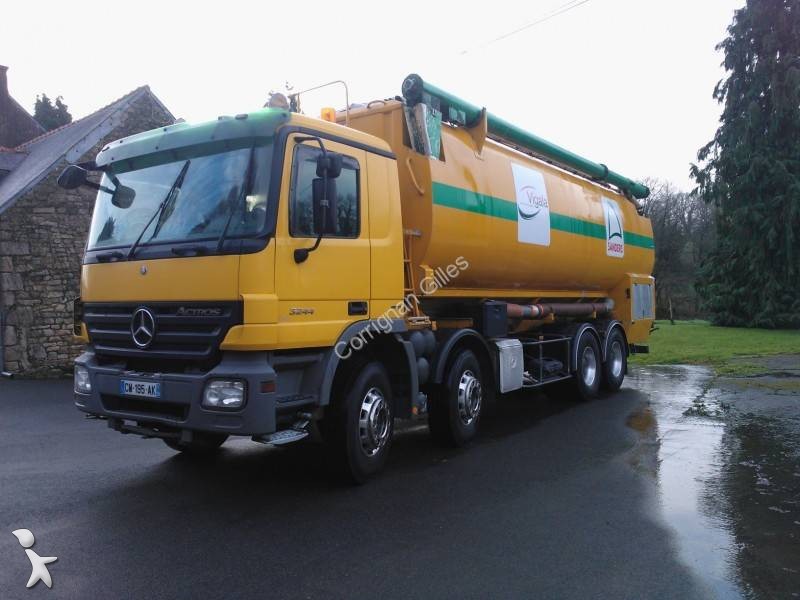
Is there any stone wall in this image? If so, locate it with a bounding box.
[0,94,172,377]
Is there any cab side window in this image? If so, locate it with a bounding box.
[289,144,360,238]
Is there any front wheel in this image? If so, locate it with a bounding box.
[322,361,394,484]
[428,349,484,447]
[601,329,627,392]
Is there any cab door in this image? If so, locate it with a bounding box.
[274,134,371,348]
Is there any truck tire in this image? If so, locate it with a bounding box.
[428,349,484,447]
[323,361,394,484]
[601,329,627,392]
[164,432,228,456]
[569,333,601,401]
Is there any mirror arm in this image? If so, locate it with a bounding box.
[293,135,336,264]
[295,192,330,263]
[78,180,112,193]
[70,160,112,192]
[76,160,105,172]
[74,179,115,195]
[293,233,324,264]
[293,135,328,157]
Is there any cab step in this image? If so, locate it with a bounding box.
[252,428,309,446]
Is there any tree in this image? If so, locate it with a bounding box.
[34,93,72,131]
[691,0,800,328]
[640,178,715,320]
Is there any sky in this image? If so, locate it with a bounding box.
[2,0,743,190]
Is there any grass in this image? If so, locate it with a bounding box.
[629,320,800,375]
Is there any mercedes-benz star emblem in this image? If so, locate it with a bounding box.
[131,307,156,349]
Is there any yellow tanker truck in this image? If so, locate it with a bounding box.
[59,75,655,482]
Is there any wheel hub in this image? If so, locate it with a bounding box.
[457,370,482,426]
[358,387,390,457]
[581,346,598,387]
[609,340,624,378]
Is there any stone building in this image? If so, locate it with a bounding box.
[0,67,173,376]
[0,66,45,148]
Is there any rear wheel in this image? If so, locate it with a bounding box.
[429,349,484,446]
[164,432,228,456]
[569,333,601,401]
[322,361,394,484]
[601,329,627,392]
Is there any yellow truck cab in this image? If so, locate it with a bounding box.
[62,75,655,482]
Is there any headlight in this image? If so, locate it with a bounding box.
[74,366,91,394]
[203,379,245,409]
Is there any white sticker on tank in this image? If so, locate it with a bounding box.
[602,197,625,258]
[512,164,550,246]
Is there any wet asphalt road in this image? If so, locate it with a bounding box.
[1,361,798,599]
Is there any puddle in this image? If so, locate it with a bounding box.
[626,364,800,598]
[626,405,660,479]
[719,414,800,598]
[627,366,743,598]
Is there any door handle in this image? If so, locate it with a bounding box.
[348,301,368,316]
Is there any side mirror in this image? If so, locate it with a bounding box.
[111,184,136,209]
[312,178,338,235]
[57,165,88,189]
[292,142,344,264]
[316,152,343,179]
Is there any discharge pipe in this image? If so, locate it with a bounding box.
[505,299,614,320]
[401,74,650,200]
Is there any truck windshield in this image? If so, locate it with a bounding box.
[87,144,272,251]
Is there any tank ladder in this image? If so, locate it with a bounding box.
[403,228,430,328]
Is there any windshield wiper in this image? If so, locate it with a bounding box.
[96,250,125,262]
[216,146,256,253]
[171,245,208,257]
[127,160,191,260]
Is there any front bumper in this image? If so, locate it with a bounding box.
[74,351,284,436]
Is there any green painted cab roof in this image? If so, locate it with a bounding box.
[95,108,291,168]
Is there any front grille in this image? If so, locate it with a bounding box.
[84,301,242,364]
[101,394,188,421]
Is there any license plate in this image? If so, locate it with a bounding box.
[119,379,161,399]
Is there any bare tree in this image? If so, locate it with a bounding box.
[640,178,715,320]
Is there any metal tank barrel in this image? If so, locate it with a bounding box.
[401,74,650,200]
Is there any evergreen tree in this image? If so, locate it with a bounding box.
[692,0,800,328]
[34,93,72,131]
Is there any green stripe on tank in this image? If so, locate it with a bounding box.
[549,213,605,240]
[625,231,656,250]
[431,181,655,250]
[429,182,517,221]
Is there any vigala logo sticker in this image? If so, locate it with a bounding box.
[512,164,550,246]
[517,186,547,220]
